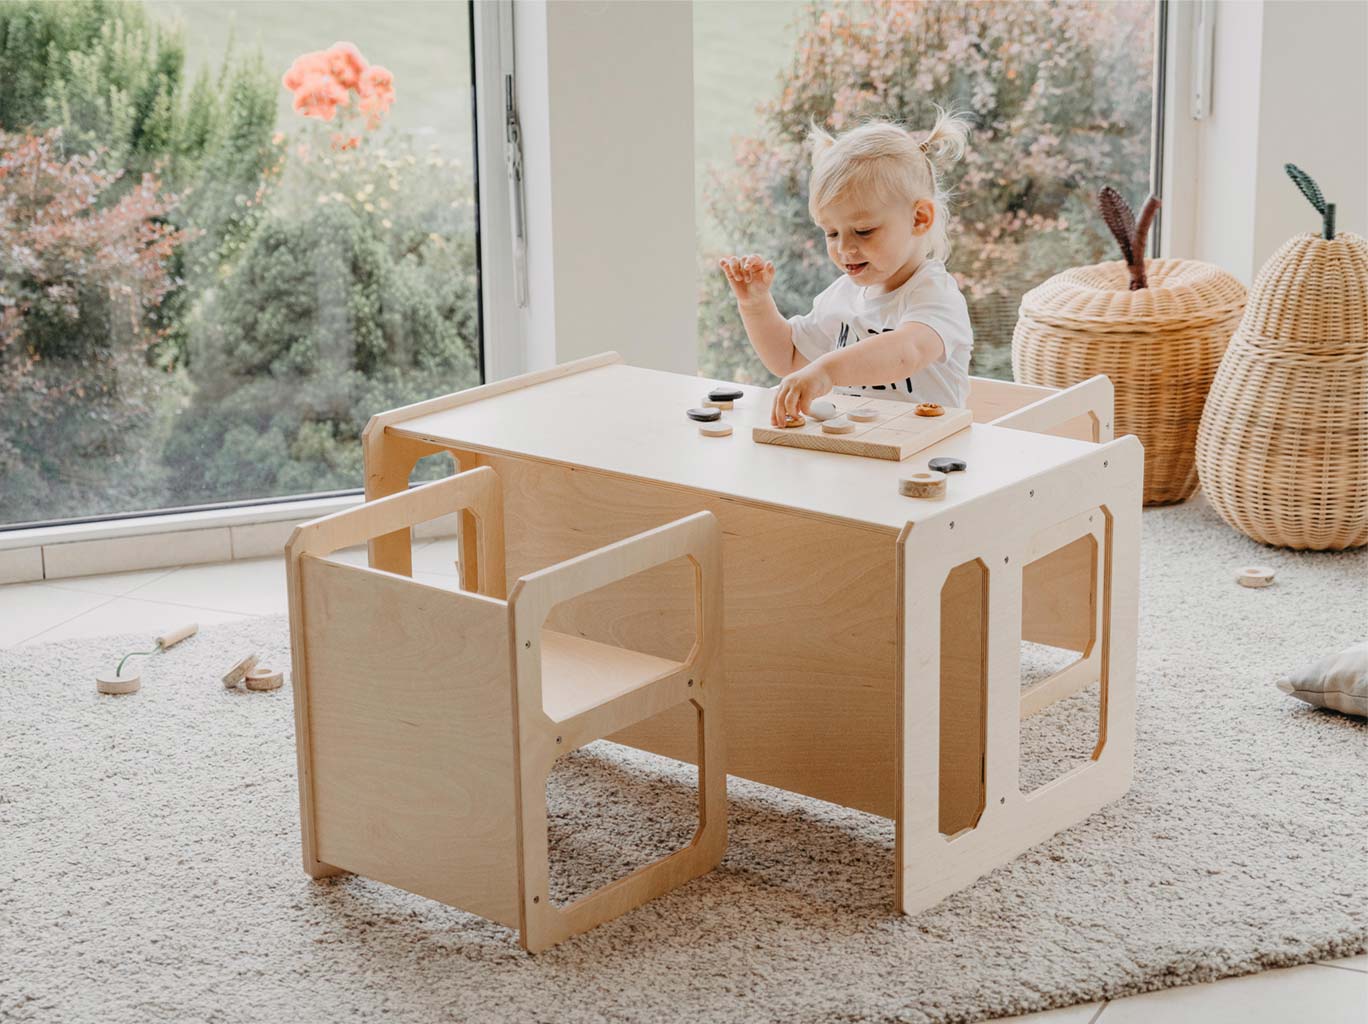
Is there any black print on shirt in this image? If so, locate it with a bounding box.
[832,323,915,396]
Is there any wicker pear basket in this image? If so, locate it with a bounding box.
[1195,231,1368,549]
[1012,258,1247,504]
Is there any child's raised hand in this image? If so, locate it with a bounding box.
[719,254,776,307]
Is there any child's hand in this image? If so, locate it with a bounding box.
[719,254,776,307]
[772,361,834,426]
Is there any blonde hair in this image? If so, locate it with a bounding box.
[806,108,972,262]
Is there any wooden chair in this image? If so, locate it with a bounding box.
[284,467,727,952]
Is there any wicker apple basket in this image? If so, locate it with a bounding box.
[1012,257,1247,504]
[1195,230,1368,549]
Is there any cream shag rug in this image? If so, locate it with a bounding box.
[1,495,1365,1024]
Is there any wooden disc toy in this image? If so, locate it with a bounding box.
[808,399,839,422]
[928,457,968,474]
[223,653,260,689]
[898,472,947,500]
[244,666,285,691]
[779,413,806,428]
[915,403,944,417]
[821,417,855,435]
[1236,566,1276,588]
[703,398,734,410]
[699,422,733,437]
[96,674,141,695]
[687,407,722,422]
[848,407,880,422]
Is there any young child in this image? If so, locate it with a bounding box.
[720,110,975,426]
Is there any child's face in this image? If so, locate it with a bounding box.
[815,192,935,293]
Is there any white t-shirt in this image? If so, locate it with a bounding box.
[787,259,973,408]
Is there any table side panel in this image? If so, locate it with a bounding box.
[466,451,901,817]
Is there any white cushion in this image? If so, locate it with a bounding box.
[1276,641,1368,718]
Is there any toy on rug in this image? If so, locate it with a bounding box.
[221,654,285,692]
[1235,566,1276,588]
[96,623,199,695]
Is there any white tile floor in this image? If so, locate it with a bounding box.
[2,544,1364,1022]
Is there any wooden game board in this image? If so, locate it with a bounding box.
[752,393,972,461]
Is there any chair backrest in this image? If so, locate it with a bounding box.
[286,469,522,927]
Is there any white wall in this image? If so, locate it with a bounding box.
[1176,0,1366,283]
[514,0,698,375]
[1251,0,1367,268]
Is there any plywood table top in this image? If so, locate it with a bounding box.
[387,362,1097,533]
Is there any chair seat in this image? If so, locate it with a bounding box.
[540,629,685,722]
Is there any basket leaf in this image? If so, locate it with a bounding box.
[1098,186,1135,267]
[1131,195,1161,290]
[1284,163,1326,214]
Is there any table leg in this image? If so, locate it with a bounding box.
[896,437,1142,914]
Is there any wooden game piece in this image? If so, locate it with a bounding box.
[928,457,968,473]
[703,399,733,410]
[687,407,722,422]
[699,423,733,437]
[898,472,945,498]
[898,473,947,500]
[780,413,805,428]
[915,403,944,417]
[821,417,855,435]
[708,387,744,403]
[848,407,879,422]
[223,654,259,689]
[156,623,198,649]
[808,399,839,421]
[1236,566,1275,588]
[245,666,285,691]
[96,673,141,695]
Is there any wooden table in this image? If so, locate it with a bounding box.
[361,353,1142,914]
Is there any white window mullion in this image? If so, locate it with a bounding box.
[472,0,528,381]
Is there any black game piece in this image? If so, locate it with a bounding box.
[687,407,722,422]
[708,387,744,402]
[928,457,967,474]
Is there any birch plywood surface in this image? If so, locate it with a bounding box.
[753,395,971,461]
[387,362,1097,531]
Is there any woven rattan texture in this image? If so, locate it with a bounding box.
[1196,232,1368,550]
[1012,258,1246,504]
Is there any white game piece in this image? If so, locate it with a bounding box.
[898,473,947,500]
[1236,566,1275,588]
[821,417,855,434]
[223,654,259,689]
[96,673,141,695]
[699,423,733,437]
[808,399,838,421]
[244,666,285,691]
[848,407,879,423]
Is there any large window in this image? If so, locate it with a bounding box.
[0,0,481,528]
[695,0,1158,383]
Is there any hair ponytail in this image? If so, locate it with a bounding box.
[918,106,971,175]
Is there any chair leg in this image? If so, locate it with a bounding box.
[518,691,728,954]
